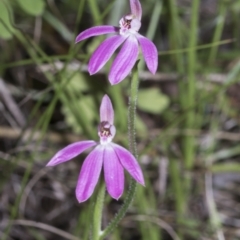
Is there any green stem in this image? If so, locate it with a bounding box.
[100,64,140,240]
[168,0,184,73]
[128,63,140,156]
[88,0,101,24]
[184,0,200,170]
[93,183,105,240]
[169,159,185,215]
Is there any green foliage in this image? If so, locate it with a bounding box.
[43,11,73,42]
[16,0,45,16]
[138,88,169,114]
[62,95,96,134]
[62,71,97,134]
[0,1,15,39]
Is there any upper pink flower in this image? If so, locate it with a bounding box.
[46,95,144,203]
[75,0,158,85]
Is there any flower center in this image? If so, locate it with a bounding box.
[121,15,133,29]
[98,121,116,144]
[99,121,112,137]
[119,14,141,35]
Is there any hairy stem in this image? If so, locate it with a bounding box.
[100,64,140,239]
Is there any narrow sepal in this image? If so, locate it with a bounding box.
[75,145,104,203]
[75,26,119,43]
[100,95,114,124]
[46,140,97,166]
[109,36,139,85]
[112,143,145,185]
[130,0,142,20]
[137,35,158,74]
[104,145,124,200]
[88,35,126,75]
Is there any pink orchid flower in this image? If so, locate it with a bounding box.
[75,0,158,85]
[46,95,144,203]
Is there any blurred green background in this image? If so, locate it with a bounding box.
[1,0,240,239]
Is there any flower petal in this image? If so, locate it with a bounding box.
[130,0,142,20]
[75,145,104,203]
[46,140,97,166]
[137,35,158,74]
[104,145,124,200]
[109,36,139,85]
[75,26,119,43]
[88,35,126,75]
[100,94,114,124]
[112,143,145,185]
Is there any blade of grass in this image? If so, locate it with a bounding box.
[184,0,200,170]
[208,0,227,65]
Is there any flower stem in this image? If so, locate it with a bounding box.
[128,62,140,156]
[92,182,105,240]
[100,63,140,239]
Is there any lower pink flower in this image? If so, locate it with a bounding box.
[46,95,144,203]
